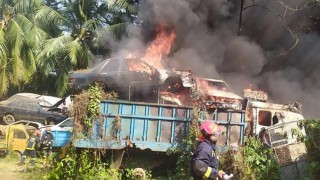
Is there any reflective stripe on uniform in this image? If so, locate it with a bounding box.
[26,138,36,150]
[203,167,212,180]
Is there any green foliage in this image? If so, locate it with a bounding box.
[242,137,280,180]
[300,119,320,179]
[44,148,122,180]
[219,137,280,180]
[290,120,305,142]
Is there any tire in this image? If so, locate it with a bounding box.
[3,114,15,124]
[13,151,22,160]
[132,168,146,179]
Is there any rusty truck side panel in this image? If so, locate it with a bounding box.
[73,100,246,152]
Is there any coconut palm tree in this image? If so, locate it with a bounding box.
[37,0,139,96]
[0,0,50,97]
[0,0,138,97]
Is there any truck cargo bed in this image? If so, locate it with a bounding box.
[74,100,246,152]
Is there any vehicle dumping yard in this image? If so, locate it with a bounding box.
[1,0,320,179]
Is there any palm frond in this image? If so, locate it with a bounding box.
[55,69,69,97]
[35,6,68,30]
[6,19,25,50]
[0,33,7,60]
[14,14,33,32]
[14,0,41,14]
[69,39,82,65]
[69,38,93,67]
[83,19,99,30]
[0,66,8,96]
[109,0,138,14]
[100,22,127,38]
[42,35,73,57]
[6,19,25,84]
[26,25,48,51]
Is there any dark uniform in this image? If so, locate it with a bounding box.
[192,139,219,180]
[19,134,41,165]
[41,130,54,158]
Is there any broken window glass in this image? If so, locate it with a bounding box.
[258,110,272,126]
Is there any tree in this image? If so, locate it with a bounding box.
[37,0,139,96]
[0,0,49,97]
[0,0,138,97]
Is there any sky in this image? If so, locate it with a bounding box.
[108,0,320,118]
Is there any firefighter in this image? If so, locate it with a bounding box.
[41,127,54,159]
[192,120,225,180]
[19,129,41,166]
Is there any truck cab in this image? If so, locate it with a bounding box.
[243,88,305,147]
[0,124,31,154]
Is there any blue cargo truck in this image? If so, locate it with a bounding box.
[46,100,245,168]
[72,100,246,153]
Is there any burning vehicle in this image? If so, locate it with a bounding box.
[194,78,243,110]
[68,57,193,102]
[160,77,243,110]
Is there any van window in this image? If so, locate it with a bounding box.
[272,112,284,125]
[14,129,26,139]
[258,110,272,126]
[60,119,73,127]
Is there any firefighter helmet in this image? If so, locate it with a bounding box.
[34,129,41,135]
[199,120,220,137]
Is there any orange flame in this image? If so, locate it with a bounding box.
[142,25,176,69]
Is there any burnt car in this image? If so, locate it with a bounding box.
[159,77,243,110]
[0,95,68,125]
[194,78,243,110]
[68,57,193,102]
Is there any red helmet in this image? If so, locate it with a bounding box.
[34,129,41,135]
[199,120,220,140]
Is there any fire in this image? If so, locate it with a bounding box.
[127,58,153,75]
[142,25,176,69]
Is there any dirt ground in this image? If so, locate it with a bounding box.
[0,156,24,180]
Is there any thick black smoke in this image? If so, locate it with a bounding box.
[111,0,320,118]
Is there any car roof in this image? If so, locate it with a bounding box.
[194,77,226,83]
[10,120,45,128]
[11,93,61,105]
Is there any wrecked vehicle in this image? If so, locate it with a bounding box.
[5,93,62,108]
[160,77,242,110]
[68,57,192,102]
[0,95,68,125]
[243,88,307,179]
[0,124,34,156]
[194,78,243,110]
[243,88,305,139]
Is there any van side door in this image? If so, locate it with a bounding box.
[7,125,29,153]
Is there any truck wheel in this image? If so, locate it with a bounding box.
[132,168,146,179]
[13,151,22,160]
[3,114,15,124]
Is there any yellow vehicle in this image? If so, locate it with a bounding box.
[0,124,33,156]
